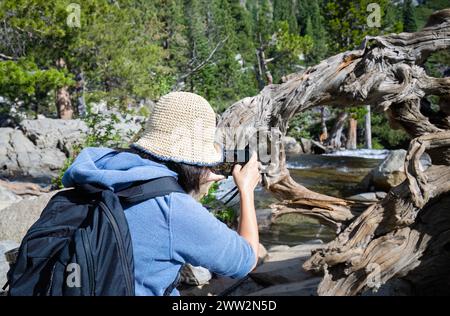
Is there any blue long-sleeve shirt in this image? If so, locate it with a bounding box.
[62,147,256,296]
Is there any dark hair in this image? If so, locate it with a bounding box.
[119,147,210,194]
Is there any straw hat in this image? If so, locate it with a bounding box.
[132,92,223,166]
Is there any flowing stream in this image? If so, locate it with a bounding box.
[216,150,386,247]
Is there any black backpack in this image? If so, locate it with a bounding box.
[4,176,184,296]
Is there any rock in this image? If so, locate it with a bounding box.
[182,267,211,286]
[180,275,265,296]
[0,127,66,182]
[347,191,387,202]
[298,138,312,154]
[0,190,60,242]
[0,240,20,292]
[283,137,313,154]
[360,150,434,193]
[372,149,407,190]
[0,185,22,211]
[249,243,323,286]
[0,115,143,183]
[267,245,291,252]
[180,264,212,286]
[21,117,88,156]
[246,278,321,296]
[283,136,302,154]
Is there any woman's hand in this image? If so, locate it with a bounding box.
[232,152,260,194]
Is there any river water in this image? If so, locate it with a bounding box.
[216,150,386,247]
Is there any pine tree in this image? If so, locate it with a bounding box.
[298,0,327,65]
[403,0,418,32]
[273,0,299,33]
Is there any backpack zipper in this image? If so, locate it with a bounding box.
[98,201,133,295]
[80,229,95,295]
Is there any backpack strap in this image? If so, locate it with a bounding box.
[116,176,185,204]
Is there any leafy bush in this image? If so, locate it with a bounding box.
[201,182,237,227]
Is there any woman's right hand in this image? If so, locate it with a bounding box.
[232,152,261,194]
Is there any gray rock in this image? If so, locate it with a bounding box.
[21,117,88,156]
[247,278,321,296]
[0,185,22,211]
[0,191,60,242]
[298,138,313,154]
[0,127,66,182]
[283,136,302,154]
[0,240,20,292]
[0,115,143,183]
[250,244,323,286]
[372,149,407,190]
[180,276,264,296]
[180,264,212,286]
[347,191,387,202]
[282,137,312,154]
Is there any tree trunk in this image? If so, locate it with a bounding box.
[55,58,73,120]
[364,105,372,149]
[319,107,328,144]
[346,116,357,149]
[75,72,86,117]
[326,111,348,149]
[217,9,450,295]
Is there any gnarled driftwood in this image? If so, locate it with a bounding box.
[217,9,450,295]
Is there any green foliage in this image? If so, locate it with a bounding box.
[212,207,237,227]
[1,0,445,144]
[298,0,328,65]
[371,112,410,149]
[201,182,237,227]
[323,0,401,53]
[403,0,418,32]
[287,111,315,140]
[0,59,73,116]
[52,152,77,189]
[200,182,220,205]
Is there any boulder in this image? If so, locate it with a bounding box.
[21,117,88,156]
[0,185,22,211]
[347,191,387,202]
[282,137,312,154]
[0,115,143,183]
[0,240,20,293]
[246,278,321,296]
[180,275,264,296]
[283,136,302,154]
[180,243,267,288]
[0,127,66,182]
[371,149,407,190]
[180,264,212,286]
[0,190,60,242]
[298,138,313,154]
[249,243,323,286]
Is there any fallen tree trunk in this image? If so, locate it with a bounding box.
[217,9,450,295]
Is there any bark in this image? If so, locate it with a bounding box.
[217,9,450,295]
[55,58,73,120]
[319,107,328,144]
[325,111,348,149]
[346,117,357,150]
[364,105,372,149]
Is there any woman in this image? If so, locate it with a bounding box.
[62,92,260,296]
